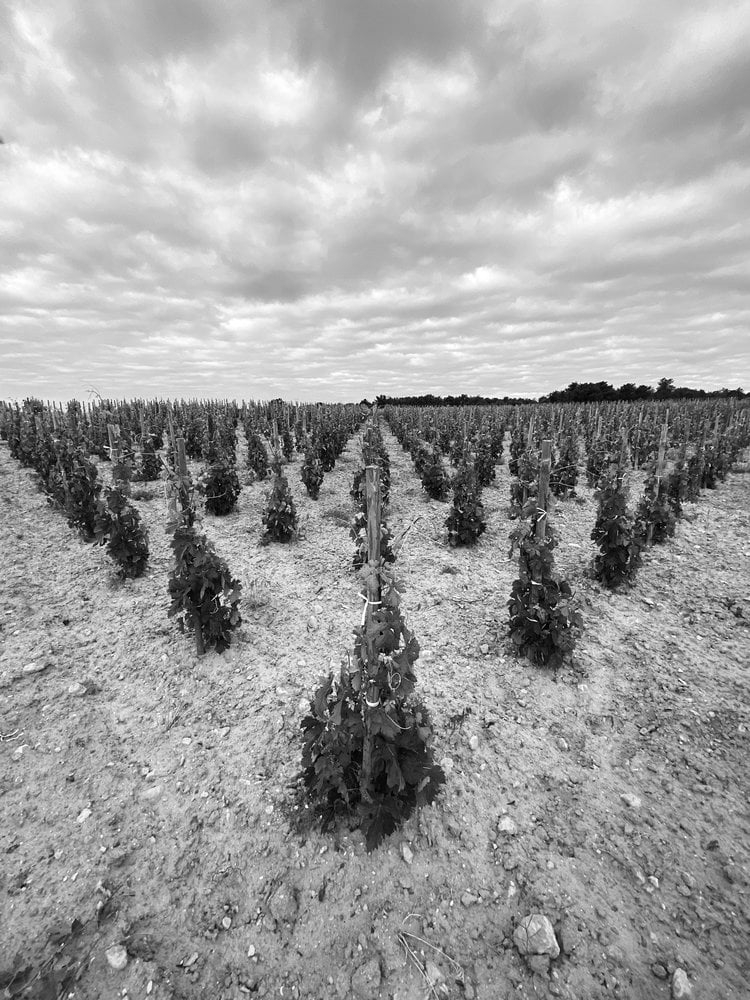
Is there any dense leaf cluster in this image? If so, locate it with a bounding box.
[199,462,242,515]
[550,435,579,497]
[95,487,150,579]
[414,445,451,500]
[636,474,676,545]
[445,462,486,546]
[245,430,270,481]
[301,446,324,499]
[261,468,298,543]
[168,525,242,653]
[591,473,642,589]
[508,513,582,668]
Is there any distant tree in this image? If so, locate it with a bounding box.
[618,382,653,401]
[655,378,674,398]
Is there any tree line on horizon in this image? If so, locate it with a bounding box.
[375,378,746,407]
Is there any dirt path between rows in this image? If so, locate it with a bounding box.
[1,426,748,1000]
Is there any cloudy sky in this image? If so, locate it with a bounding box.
[2,0,749,402]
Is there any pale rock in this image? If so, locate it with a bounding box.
[469,735,480,751]
[68,682,87,697]
[498,816,518,836]
[23,662,47,675]
[105,944,128,971]
[621,792,642,809]
[439,756,454,775]
[401,842,414,865]
[672,969,693,998]
[77,808,92,824]
[513,914,560,958]
[142,785,162,801]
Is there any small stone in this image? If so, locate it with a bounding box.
[77,808,92,824]
[498,816,518,836]
[105,945,128,971]
[651,963,669,980]
[184,953,199,968]
[469,735,480,751]
[351,957,381,1000]
[620,792,642,809]
[146,981,153,995]
[479,644,489,655]
[401,843,414,865]
[264,804,274,815]
[247,945,256,958]
[142,785,162,801]
[513,914,560,958]
[68,682,88,697]
[556,737,569,751]
[221,916,232,930]
[672,968,693,998]
[23,661,47,675]
[306,616,317,630]
[460,891,477,907]
[439,756,454,775]
[298,698,309,713]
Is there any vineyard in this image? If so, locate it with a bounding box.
[0,395,749,1000]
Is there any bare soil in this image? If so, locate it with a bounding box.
[1,425,748,1000]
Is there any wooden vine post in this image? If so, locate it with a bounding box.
[107,423,126,492]
[530,440,552,606]
[359,464,382,802]
[536,440,552,542]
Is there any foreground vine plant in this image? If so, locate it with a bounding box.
[300,464,443,849]
[591,469,642,589]
[508,501,582,669]
[164,437,242,654]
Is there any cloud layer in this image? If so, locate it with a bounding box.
[2,0,749,401]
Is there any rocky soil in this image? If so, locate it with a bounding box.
[1,423,748,1000]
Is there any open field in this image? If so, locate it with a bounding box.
[1,419,749,1000]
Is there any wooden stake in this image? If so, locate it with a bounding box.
[360,464,382,802]
[526,415,535,451]
[536,440,552,542]
[655,421,668,484]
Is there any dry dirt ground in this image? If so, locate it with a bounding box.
[0,422,748,1000]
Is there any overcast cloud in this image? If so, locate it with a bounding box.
[2,0,749,402]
